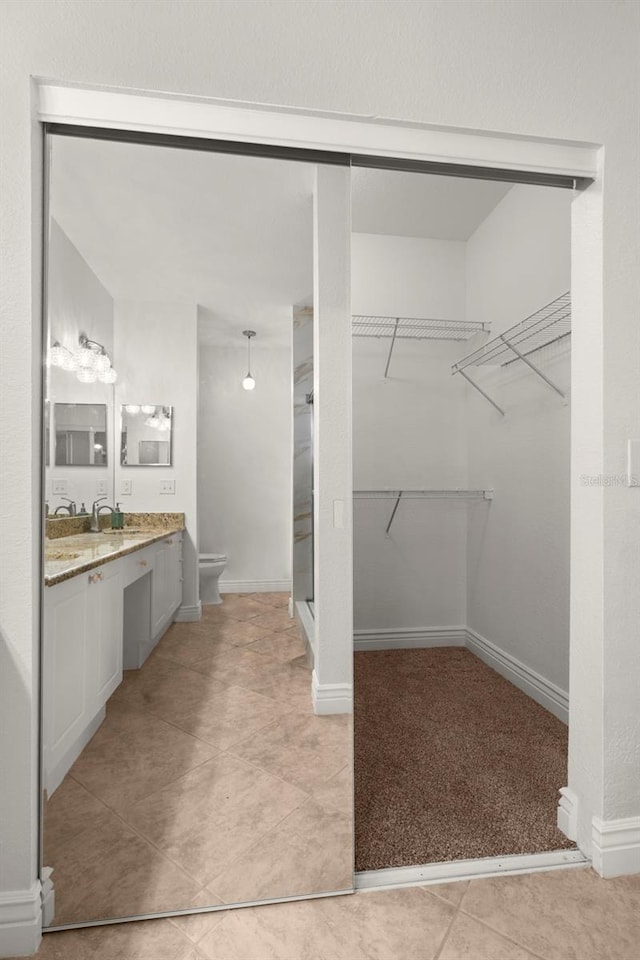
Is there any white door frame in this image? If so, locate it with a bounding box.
[35,80,602,880]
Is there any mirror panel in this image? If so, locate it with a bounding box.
[120,405,173,465]
[41,132,353,929]
[54,403,108,466]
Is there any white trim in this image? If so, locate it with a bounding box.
[355,849,588,892]
[35,80,598,180]
[0,882,42,958]
[465,628,568,724]
[592,816,640,878]
[354,626,466,652]
[294,599,316,663]
[174,601,202,622]
[219,580,291,594]
[311,669,352,715]
[557,786,579,841]
[44,705,105,798]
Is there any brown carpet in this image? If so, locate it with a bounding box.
[354,647,575,871]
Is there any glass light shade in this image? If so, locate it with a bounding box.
[75,346,98,370]
[48,342,66,367]
[141,404,156,415]
[95,351,112,374]
[59,349,78,372]
[99,367,117,384]
[242,375,256,391]
[76,366,98,383]
[124,404,141,415]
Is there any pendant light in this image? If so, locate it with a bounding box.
[242,330,256,390]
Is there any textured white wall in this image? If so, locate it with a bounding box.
[113,302,199,609]
[198,342,292,586]
[465,185,572,689]
[351,233,468,630]
[1,1,639,949]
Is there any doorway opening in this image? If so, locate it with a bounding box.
[350,167,580,877]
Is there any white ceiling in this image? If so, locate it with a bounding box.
[351,167,511,241]
[51,137,511,347]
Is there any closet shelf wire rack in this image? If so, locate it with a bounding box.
[451,291,571,416]
[352,315,488,378]
[353,489,494,536]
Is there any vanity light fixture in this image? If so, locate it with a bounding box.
[140,404,156,415]
[124,404,141,415]
[48,333,118,384]
[242,330,256,391]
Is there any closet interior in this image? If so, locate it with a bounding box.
[351,169,576,872]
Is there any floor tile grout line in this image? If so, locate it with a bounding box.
[431,895,463,960]
[457,906,550,960]
[64,774,222,891]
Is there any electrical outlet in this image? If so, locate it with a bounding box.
[52,479,68,494]
[159,479,175,495]
[120,479,133,496]
[96,479,107,496]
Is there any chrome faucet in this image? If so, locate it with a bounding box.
[54,497,77,516]
[90,497,113,532]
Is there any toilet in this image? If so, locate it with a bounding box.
[199,553,227,605]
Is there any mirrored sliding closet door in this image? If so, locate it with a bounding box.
[41,130,353,928]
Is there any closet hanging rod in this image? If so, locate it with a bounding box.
[353,489,494,536]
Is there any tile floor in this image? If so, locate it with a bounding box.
[14,866,640,959]
[43,593,353,926]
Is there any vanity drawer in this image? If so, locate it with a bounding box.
[121,544,156,587]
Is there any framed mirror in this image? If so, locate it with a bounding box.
[120,404,173,465]
[54,402,108,466]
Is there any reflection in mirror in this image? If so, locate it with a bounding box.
[41,131,353,931]
[54,403,108,466]
[121,405,173,465]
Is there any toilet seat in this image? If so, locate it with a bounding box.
[200,553,227,563]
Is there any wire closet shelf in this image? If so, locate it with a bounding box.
[353,489,494,536]
[451,291,571,416]
[352,315,489,378]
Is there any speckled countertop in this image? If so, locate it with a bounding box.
[44,513,185,587]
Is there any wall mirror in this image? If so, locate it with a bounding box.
[54,402,108,466]
[120,404,173,465]
[41,130,353,931]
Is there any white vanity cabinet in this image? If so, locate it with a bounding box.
[44,531,184,796]
[43,565,124,796]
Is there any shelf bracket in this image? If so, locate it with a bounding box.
[499,334,566,401]
[457,369,505,417]
[383,319,399,379]
[385,491,403,536]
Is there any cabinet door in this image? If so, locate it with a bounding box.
[87,563,123,706]
[43,576,89,782]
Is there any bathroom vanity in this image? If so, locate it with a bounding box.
[43,516,184,796]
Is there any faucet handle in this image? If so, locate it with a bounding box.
[92,496,107,508]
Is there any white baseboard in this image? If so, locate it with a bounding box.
[294,600,316,665]
[557,786,578,841]
[311,669,352,715]
[465,628,568,724]
[0,881,42,958]
[354,626,466,652]
[592,816,640,877]
[174,601,202,622]
[220,580,291,594]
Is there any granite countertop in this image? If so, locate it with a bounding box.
[44,513,185,587]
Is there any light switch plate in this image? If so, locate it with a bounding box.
[52,479,67,494]
[120,479,132,496]
[96,479,107,496]
[627,440,640,486]
[159,479,175,494]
